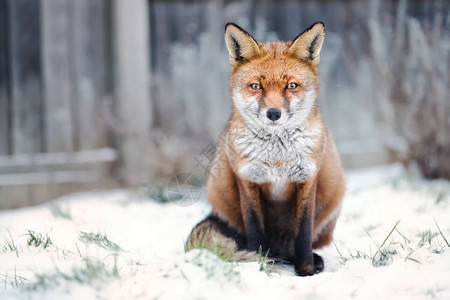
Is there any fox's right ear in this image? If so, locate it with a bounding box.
[225,23,261,67]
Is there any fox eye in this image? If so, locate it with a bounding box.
[250,83,262,90]
[286,82,298,90]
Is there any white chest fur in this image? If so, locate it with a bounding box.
[269,180,289,202]
[235,125,319,194]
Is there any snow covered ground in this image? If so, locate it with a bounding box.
[1,164,450,299]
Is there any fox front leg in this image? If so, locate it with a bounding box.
[294,181,323,276]
[236,178,265,252]
[294,204,314,276]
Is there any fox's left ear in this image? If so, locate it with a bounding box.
[289,22,325,67]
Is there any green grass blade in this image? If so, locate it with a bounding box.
[381,220,401,248]
[433,218,450,248]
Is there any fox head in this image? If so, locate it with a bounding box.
[225,22,325,130]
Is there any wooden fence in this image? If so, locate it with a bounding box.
[0,0,152,209]
[0,0,447,209]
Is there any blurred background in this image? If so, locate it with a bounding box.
[0,0,448,209]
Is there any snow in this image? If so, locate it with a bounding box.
[1,164,450,299]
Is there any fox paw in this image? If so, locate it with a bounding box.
[313,253,324,273]
[295,253,324,276]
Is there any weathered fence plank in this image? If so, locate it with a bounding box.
[69,0,107,151]
[9,0,44,154]
[0,0,10,155]
[150,3,174,133]
[41,0,74,153]
[113,0,152,184]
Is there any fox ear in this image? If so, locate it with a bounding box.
[225,23,261,67]
[289,22,325,67]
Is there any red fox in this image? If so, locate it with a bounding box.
[186,22,346,276]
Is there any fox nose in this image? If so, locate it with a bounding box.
[266,108,281,121]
